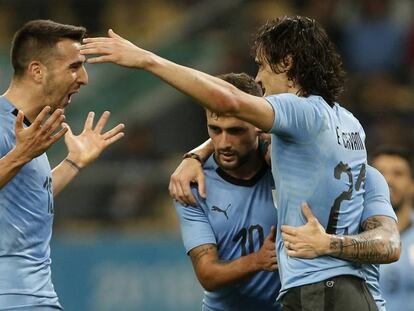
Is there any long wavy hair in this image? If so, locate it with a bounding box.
[253,16,345,106]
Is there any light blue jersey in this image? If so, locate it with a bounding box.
[0,97,62,310]
[361,165,397,311]
[267,94,367,295]
[175,155,281,311]
[380,212,414,311]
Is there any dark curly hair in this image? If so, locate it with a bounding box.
[252,16,345,106]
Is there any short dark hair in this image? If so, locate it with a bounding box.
[217,72,263,97]
[11,19,87,76]
[372,145,413,172]
[252,16,345,106]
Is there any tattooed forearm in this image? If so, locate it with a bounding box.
[190,244,216,268]
[328,216,401,264]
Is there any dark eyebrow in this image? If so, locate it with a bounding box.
[69,60,85,68]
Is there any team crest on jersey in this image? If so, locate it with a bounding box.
[211,204,231,219]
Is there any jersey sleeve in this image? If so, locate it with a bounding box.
[174,191,217,254]
[265,93,324,142]
[361,165,397,223]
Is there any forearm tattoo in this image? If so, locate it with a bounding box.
[329,216,400,264]
[191,245,216,268]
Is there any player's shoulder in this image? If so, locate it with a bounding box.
[365,165,389,199]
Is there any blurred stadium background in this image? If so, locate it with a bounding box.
[0,0,413,310]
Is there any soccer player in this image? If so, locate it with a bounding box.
[172,146,399,311]
[175,73,280,311]
[81,16,376,309]
[0,20,124,310]
[372,147,414,311]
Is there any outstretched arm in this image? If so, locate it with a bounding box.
[52,111,124,196]
[190,226,277,291]
[81,30,274,131]
[0,107,66,189]
[281,203,400,264]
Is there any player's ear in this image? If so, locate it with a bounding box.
[27,60,45,83]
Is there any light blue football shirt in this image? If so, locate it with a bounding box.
[175,155,281,311]
[379,212,414,311]
[0,96,62,310]
[266,94,367,295]
[361,165,397,311]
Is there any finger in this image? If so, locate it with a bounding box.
[15,110,24,132]
[198,173,206,199]
[280,225,297,235]
[62,122,73,136]
[286,249,299,257]
[80,46,112,55]
[82,37,113,43]
[42,109,64,133]
[302,202,316,222]
[170,184,187,207]
[84,112,95,130]
[31,106,52,128]
[175,183,188,206]
[94,111,110,133]
[181,181,197,206]
[103,132,124,146]
[281,232,295,244]
[49,126,68,144]
[267,225,276,242]
[108,29,123,39]
[102,123,125,140]
[87,56,114,64]
[46,115,66,134]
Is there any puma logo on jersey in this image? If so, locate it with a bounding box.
[211,204,231,220]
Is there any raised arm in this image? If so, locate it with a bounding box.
[52,111,124,196]
[80,30,274,131]
[189,227,277,291]
[0,107,66,189]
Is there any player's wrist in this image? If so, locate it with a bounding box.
[65,154,85,170]
[325,235,344,256]
[183,152,204,165]
[8,146,33,166]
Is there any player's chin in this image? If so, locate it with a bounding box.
[217,158,239,171]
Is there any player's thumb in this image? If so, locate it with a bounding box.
[267,225,276,242]
[15,110,24,132]
[62,122,73,136]
[302,202,315,222]
[198,173,206,198]
[108,29,122,39]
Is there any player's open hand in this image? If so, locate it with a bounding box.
[281,203,330,258]
[255,226,278,272]
[169,157,206,207]
[14,106,67,160]
[81,29,153,69]
[64,111,124,168]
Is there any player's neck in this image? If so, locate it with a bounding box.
[222,149,264,180]
[396,201,413,232]
[3,80,46,122]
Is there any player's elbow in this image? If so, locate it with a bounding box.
[387,234,401,263]
[196,270,222,292]
[209,86,242,116]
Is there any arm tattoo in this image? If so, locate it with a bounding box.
[329,216,400,264]
[191,245,216,268]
